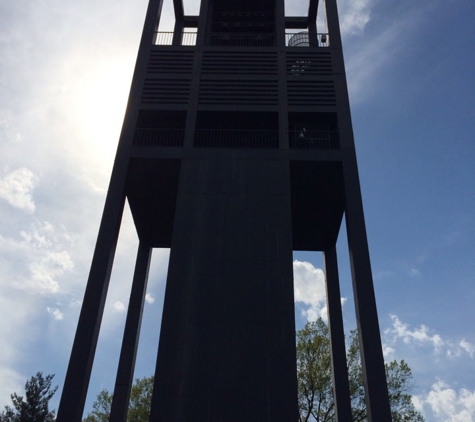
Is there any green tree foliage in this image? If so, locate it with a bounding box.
[127,376,154,422]
[297,319,424,422]
[0,372,58,422]
[82,376,153,422]
[297,319,334,422]
[82,390,112,422]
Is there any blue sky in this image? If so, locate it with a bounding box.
[0,0,474,420]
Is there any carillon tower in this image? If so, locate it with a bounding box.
[57,0,392,420]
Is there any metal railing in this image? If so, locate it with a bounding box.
[153,31,329,47]
[289,130,339,149]
[285,32,329,47]
[133,128,185,147]
[194,129,279,148]
[133,129,338,149]
[154,32,197,46]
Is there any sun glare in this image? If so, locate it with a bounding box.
[74,57,133,164]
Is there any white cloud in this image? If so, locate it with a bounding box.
[338,0,373,35]
[285,0,373,35]
[411,394,424,414]
[0,167,38,213]
[415,380,475,421]
[303,306,326,322]
[293,260,347,322]
[29,250,74,294]
[47,307,64,320]
[386,314,444,352]
[0,221,75,295]
[145,293,155,304]
[459,339,475,358]
[69,299,82,308]
[293,260,327,321]
[113,301,126,312]
[382,344,395,358]
[385,315,474,360]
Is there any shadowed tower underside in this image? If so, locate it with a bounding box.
[57,0,392,421]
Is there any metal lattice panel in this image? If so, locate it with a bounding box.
[287,80,336,106]
[147,49,195,74]
[199,79,278,105]
[202,51,278,75]
[286,51,333,76]
[141,78,191,104]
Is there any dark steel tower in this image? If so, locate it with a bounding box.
[57,0,391,421]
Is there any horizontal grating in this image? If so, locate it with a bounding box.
[142,79,191,104]
[153,32,197,46]
[209,33,275,47]
[147,50,195,74]
[286,52,333,76]
[194,129,278,149]
[287,80,336,106]
[202,52,278,75]
[199,80,278,105]
[133,128,185,147]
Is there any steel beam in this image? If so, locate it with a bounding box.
[324,246,352,422]
[56,164,127,422]
[109,243,152,422]
[344,156,392,422]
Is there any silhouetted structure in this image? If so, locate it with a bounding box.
[57,0,391,421]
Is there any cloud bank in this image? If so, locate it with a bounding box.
[385,314,475,360]
[414,380,475,421]
[293,259,347,322]
[0,168,38,213]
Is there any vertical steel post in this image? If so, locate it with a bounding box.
[109,243,152,422]
[57,0,164,418]
[344,157,392,422]
[324,246,352,421]
[56,164,127,422]
[324,0,392,417]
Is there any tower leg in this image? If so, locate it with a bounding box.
[343,159,392,422]
[57,164,127,422]
[109,243,152,422]
[324,246,352,421]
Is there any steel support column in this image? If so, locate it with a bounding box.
[324,246,352,421]
[109,243,153,422]
[324,0,392,417]
[56,164,127,422]
[307,0,319,47]
[344,157,392,422]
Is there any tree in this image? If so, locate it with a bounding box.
[0,372,58,422]
[297,319,334,422]
[82,390,112,422]
[82,376,153,422]
[297,319,424,422]
[126,376,154,422]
